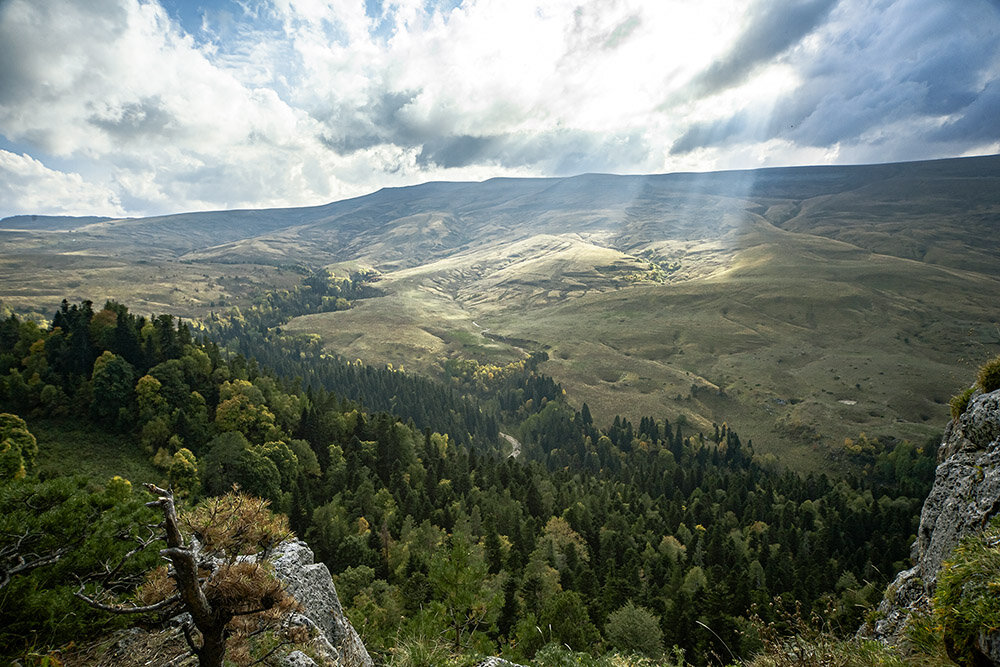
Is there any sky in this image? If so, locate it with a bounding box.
[1,0,999,219]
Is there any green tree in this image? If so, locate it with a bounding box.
[90,351,135,424]
[429,533,498,648]
[539,590,600,653]
[0,475,159,656]
[0,413,37,481]
[605,601,664,657]
[215,380,281,444]
[168,448,199,497]
[200,432,281,502]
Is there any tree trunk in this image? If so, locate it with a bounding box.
[196,622,229,667]
[146,484,225,666]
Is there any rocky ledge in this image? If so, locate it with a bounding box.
[869,387,1000,661]
[271,540,374,667]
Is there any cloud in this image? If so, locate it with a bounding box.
[687,0,837,97]
[1,0,998,218]
[670,0,1000,159]
[87,97,179,141]
[0,150,124,217]
[415,129,649,173]
[931,80,1000,143]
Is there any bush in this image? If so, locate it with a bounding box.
[531,643,686,666]
[977,354,1000,393]
[745,600,906,667]
[931,518,1000,665]
[387,634,451,667]
[605,601,664,657]
[950,387,975,420]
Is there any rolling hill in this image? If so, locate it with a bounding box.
[3,154,999,470]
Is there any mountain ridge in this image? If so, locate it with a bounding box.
[2,154,998,470]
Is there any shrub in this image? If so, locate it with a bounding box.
[387,635,451,667]
[531,643,686,666]
[931,518,1000,665]
[950,387,975,420]
[745,600,906,667]
[605,601,664,657]
[977,354,1000,393]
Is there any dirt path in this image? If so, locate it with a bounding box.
[499,432,521,458]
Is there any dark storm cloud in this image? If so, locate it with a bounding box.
[672,0,1000,155]
[416,134,498,168]
[931,81,1000,142]
[316,90,420,154]
[416,129,649,174]
[689,0,837,96]
[670,114,750,155]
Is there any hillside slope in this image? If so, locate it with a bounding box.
[3,155,999,468]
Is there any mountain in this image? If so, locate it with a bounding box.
[3,155,999,470]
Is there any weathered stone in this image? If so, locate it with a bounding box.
[959,390,1000,451]
[473,658,529,667]
[869,388,1000,659]
[272,540,373,667]
[281,650,318,667]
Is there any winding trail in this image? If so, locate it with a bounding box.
[499,432,521,458]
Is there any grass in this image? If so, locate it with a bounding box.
[0,251,301,322]
[278,222,998,473]
[5,158,1000,473]
[470,229,994,471]
[29,416,161,486]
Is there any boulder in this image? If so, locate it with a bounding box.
[473,659,528,667]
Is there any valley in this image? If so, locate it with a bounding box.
[3,155,999,471]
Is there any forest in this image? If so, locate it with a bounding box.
[0,275,940,665]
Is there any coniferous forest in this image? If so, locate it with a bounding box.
[0,281,937,665]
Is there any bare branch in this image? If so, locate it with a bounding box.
[247,637,293,666]
[231,605,275,617]
[74,587,183,615]
[98,533,161,587]
[0,546,70,590]
[181,621,199,654]
[146,483,171,498]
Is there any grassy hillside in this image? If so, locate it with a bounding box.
[3,155,999,471]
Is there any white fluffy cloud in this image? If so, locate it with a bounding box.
[0,150,124,216]
[1,0,998,218]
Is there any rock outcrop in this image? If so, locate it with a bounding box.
[870,387,1000,660]
[474,659,528,667]
[63,540,373,667]
[272,540,374,667]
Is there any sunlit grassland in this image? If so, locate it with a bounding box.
[289,219,998,473]
[5,156,1000,474]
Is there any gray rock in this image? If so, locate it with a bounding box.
[285,612,339,663]
[281,650,318,667]
[272,540,374,667]
[960,390,1000,451]
[474,659,529,667]
[869,388,1000,656]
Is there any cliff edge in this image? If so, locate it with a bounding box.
[272,540,374,667]
[869,387,1000,661]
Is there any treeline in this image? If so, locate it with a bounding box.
[0,299,935,664]
[202,269,506,446]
